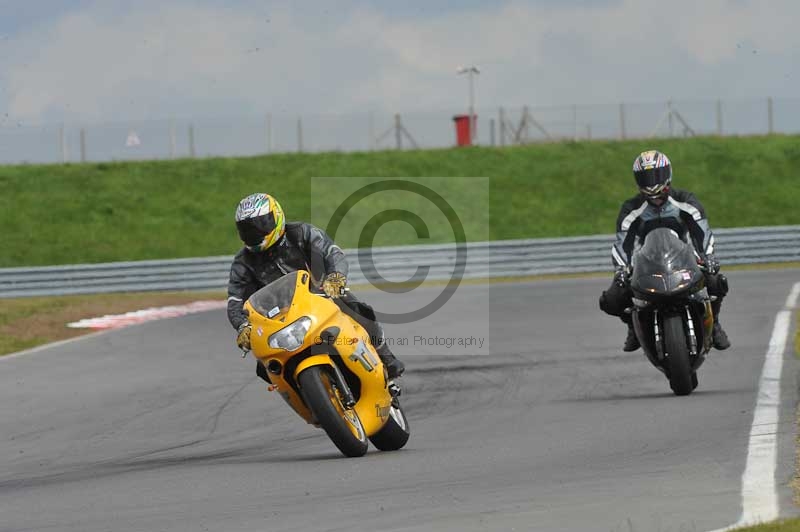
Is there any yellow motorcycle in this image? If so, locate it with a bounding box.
[243,270,410,457]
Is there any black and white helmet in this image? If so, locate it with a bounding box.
[633,150,672,200]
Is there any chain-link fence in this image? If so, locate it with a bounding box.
[1,97,798,164]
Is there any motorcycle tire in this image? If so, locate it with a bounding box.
[369,403,410,451]
[298,365,368,457]
[663,314,694,396]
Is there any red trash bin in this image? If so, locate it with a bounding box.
[453,115,476,146]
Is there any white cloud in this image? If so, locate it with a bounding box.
[0,0,798,124]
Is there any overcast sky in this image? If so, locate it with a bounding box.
[0,0,797,125]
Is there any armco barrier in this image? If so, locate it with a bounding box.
[1,226,798,298]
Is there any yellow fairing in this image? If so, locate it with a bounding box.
[294,354,336,376]
[315,319,393,436]
[244,271,393,435]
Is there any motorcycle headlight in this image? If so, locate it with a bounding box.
[268,317,312,351]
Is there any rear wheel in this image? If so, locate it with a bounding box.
[663,314,694,396]
[369,402,410,451]
[298,366,368,457]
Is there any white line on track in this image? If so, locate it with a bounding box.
[708,281,800,532]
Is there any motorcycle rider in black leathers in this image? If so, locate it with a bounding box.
[227,193,405,380]
[599,150,731,352]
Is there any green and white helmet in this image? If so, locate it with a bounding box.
[235,193,286,252]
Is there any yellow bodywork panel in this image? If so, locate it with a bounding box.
[244,271,393,435]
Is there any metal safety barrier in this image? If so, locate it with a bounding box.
[1,225,798,298]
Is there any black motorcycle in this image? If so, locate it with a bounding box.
[628,228,714,396]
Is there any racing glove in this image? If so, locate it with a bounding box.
[698,254,720,275]
[322,272,347,298]
[613,266,631,288]
[236,322,252,351]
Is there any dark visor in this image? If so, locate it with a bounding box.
[236,213,276,246]
[634,166,670,188]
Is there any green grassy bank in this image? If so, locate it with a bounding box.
[1,135,799,267]
[732,518,800,531]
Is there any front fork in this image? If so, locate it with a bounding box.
[632,295,710,371]
[329,361,357,409]
[686,290,714,355]
[653,309,663,359]
[654,307,697,357]
[627,298,713,371]
[631,303,663,371]
[685,306,698,356]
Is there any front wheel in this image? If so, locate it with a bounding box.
[298,366,368,457]
[369,403,410,451]
[663,314,694,396]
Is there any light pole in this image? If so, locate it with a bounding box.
[457,65,480,144]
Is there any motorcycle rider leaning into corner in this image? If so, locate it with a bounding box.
[599,150,731,352]
[227,193,405,381]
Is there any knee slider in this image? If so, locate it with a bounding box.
[706,273,729,297]
[718,273,729,296]
[355,301,377,322]
[599,292,615,315]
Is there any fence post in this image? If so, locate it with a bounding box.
[395,114,402,150]
[716,100,723,135]
[767,97,774,134]
[520,105,530,143]
[265,113,272,153]
[667,100,674,137]
[188,125,196,158]
[499,107,506,147]
[572,104,578,141]
[80,128,87,162]
[169,119,177,159]
[586,124,592,140]
[297,116,304,153]
[490,118,496,146]
[619,103,626,140]
[59,124,68,163]
[368,111,375,151]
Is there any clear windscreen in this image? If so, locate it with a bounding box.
[248,271,299,318]
[631,228,702,295]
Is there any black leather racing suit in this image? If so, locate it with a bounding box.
[227,222,388,381]
[599,188,729,323]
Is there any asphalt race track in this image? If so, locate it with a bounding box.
[1,269,798,532]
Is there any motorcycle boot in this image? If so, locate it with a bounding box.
[353,306,405,378]
[712,323,731,350]
[710,299,731,350]
[377,342,405,379]
[623,322,641,352]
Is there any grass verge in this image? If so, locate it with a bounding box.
[0,290,224,356]
[796,400,800,508]
[2,135,800,267]
[795,315,800,506]
[795,313,800,360]
[730,519,800,531]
